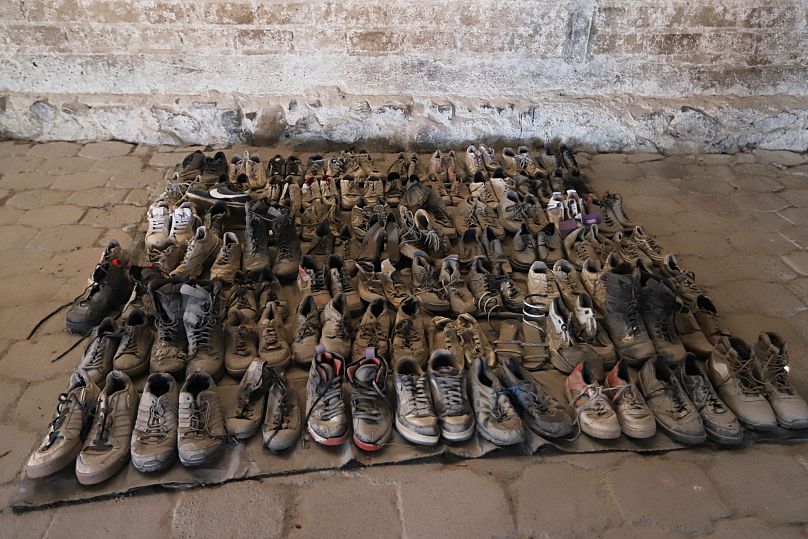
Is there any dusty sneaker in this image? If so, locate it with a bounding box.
[145,200,172,250]
[320,294,352,359]
[326,254,362,317]
[692,295,730,345]
[178,372,225,466]
[754,332,808,429]
[563,226,598,269]
[604,361,656,439]
[391,297,428,367]
[527,261,557,301]
[26,373,100,479]
[262,368,301,451]
[676,353,742,444]
[630,225,665,263]
[440,255,476,315]
[210,231,241,282]
[168,202,199,246]
[394,356,440,445]
[170,226,221,278]
[469,356,525,445]
[379,258,411,308]
[639,356,706,444]
[112,309,153,378]
[78,318,120,386]
[565,361,621,440]
[334,225,362,275]
[223,310,258,378]
[298,255,331,310]
[357,261,387,303]
[306,346,349,446]
[292,295,322,366]
[427,346,474,441]
[347,351,393,451]
[467,256,502,313]
[509,223,538,272]
[657,254,703,305]
[353,298,391,361]
[465,145,487,178]
[499,357,574,438]
[258,301,291,369]
[148,237,185,274]
[75,370,138,485]
[130,373,179,473]
[226,358,272,439]
[182,281,225,381]
[148,279,188,375]
[412,253,450,312]
[66,247,132,335]
[537,223,563,264]
[459,228,486,269]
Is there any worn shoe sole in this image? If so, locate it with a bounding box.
[440,422,475,443]
[353,423,393,452]
[132,450,176,473]
[395,417,440,446]
[307,425,349,447]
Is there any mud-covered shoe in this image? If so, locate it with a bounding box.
[168,202,199,246]
[465,145,487,178]
[676,354,742,444]
[256,267,286,317]
[225,277,258,322]
[399,208,451,262]
[292,296,322,366]
[258,301,291,369]
[547,297,597,375]
[209,231,241,282]
[754,332,808,429]
[459,228,485,269]
[326,254,362,317]
[347,352,393,451]
[356,261,386,303]
[427,347,474,441]
[526,261,556,301]
[352,298,390,361]
[563,226,597,269]
[78,318,120,386]
[630,225,665,263]
[334,225,361,275]
[271,211,301,280]
[340,174,366,210]
[298,255,331,310]
[379,258,410,308]
[26,373,100,479]
[223,310,258,378]
[440,255,476,315]
[499,357,574,438]
[467,256,502,312]
[181,281,225,381]
[412,253,450,312]
[304,221,334,268]
[75,371,138,485]
[391,297,428,367]
[148,237,185,274]
[112,309,153,378]
[306,346,349,446]
[499,191,527,234]
[66,248,132,335]
[148,279,188,375]
[225,358,272,439]
[639,278,687,365]
[639,356,706,444]
[469,356,525,445]
[497,271,526,313]
[657,254,703,304]
[604,361,656,439]
[692,295,730,345]
[130,373,178,473]
[537,223,563,264]
[170,226,221,278]
[517,146,545,177]
[674,300,714,358]
[394,356,439,445]
[510,223,538,272]
[262,369,301,451]
[319,294,352,359]
[565,361,621,440]
[145,200,172,250]
[177,372,225,466]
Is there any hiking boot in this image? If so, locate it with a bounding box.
[467,256,502,312]
[639,278,687,365]
[327,254,362,317]
[304,154,325,182]
[122,263,159,320]
[509,223,537,272]
[145,200,172,250]
[692,295,730,345]
[478,144,500,173]
[171,226,221,278]
[301,198,330,241]
[298,255,331,310]
[256,266,286,315]
[380,258,411,308]
[226,358,272,439]
[469,356,525,445]
[427,347,475,441]
[347,352,393,451]
[412,253,450,312]
[334,225,361,275]
[459,228,486,269]
[754,332,808,429]
[262,369,301,451]
[563,226,598,269]
[707,336,777,431]
[254,302,289,370]
[440,255,476,315]
[537,223,563,264]
[320,294,352,359]
[148,279,188,375]
[604,361,656,439]
[168,202,199,246]
[566,361,621,440]
[351,197,378,240]
[353,298,391,360]
[357,261,386,303]
[293,296,321,366]
[676,354,743,444]
[242,200,270,272]
[658,254,703,304]
[112,309,153,378]
[178,372,225,466]
[391,297,428,367]
[394,356,439,445]
[304,221,334,268]
[78,318,120,386]
[181,281,225,381]
[130,373,179,473]
[26,373,100,479]
[223,310,258,378]
[74,370,137,485]
[271,211,301,280]
[66,249,132,335]
[639,356,706,444]
[306,346,349,446]
[499,357,574,438]
[225,277,259,322]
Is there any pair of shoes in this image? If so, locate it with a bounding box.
[467,257,525,313]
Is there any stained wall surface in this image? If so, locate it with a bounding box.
[1,0,807,151]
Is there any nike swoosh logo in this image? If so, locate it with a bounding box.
[208,188,250,199]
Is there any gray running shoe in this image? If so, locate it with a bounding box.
[754,332,808,429]
[75,371,138,485]
[170,226,221,278]
[78,318,120,387]
[707,336,777,431]
[306,346,349,446]
[604,360,656,439]
[639,278,687,365]
[130,373,179,473]
[263,369,301,451]
[112,309,153,378]
[223,310,259,378]
[391,297,428,367]
[226,358,271,439]
[178,372,226,466]
[639,356,706,444]
[468,356,525,446]
[148,279,188,375]
[292,296,322,366]
[498,357,574,438]
[26,373,100,479]
[565,361,621,440]
[676,354,742,444]
[394,356,439,446]
[352,298,391,361]
[258,301,291,369]
[211,231,242,282]
[427,348,475,442]
[181,281,225,381]
[348,351,393,451]
[320,293,352,360]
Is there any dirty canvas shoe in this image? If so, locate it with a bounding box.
[112,309,153,378]
[298,255,331,310]
[145,200,172,250]
[78,318,120,387]
[148,279,188,375]
[170,226,221,278]
[440,255,476,315]
[427,347,474,442]
[412,253,450,312]
[26,373,100,479]
[223,310,259,378]
[394,356,440,446]
[391,297,428,367]
[210,231,242,282]
[326,254,362,316]
[178,372,226,466]
[676,354,742,445]
[352,298,391,361]
[130,372,179,473]
[75,371,138,485]
[168,202,199,246]
[348,351,394,451]
[181,280,225,381]
[262,369,301,452]
[604,360,656,439]
[306,346,349,446]
[292,295,322,366]
[226,358,273,439]
[469,356,525,446]
[258,301,291,369]
[320,294,352,360]
[754,332,808,429]
[565,361,621,440]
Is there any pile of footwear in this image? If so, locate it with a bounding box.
[25,144,808,486]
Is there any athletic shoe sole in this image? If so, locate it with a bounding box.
[395,417,440,446]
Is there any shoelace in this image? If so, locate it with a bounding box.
[647,383,691,420]
[518,232,537,252]
[635,236,663,256]
[42,392,84,449]
[310,375,344,421]
[357,321,384,347]
[296,318,318,341]
[393,319,420,349]
[117,327,139,356]
[262,320,280,349]
[179,236,199,266]
[652,316,675,343]
[228,284,254,312]
[613,384,646,416]
[626,296,645,338]
[507,202,534,222]
[573,241,593,261]
[184,400,215,438]
[84,337,110,368]
[268,379,293,431]
[307,269,327,293]
[352,381,386,422]
[188,316,216,355]
[764,353,794,393]
[490,388,517,422]
[170,209,192,237]
[90,398,113,450]
[139,398,174,443]
[689,377,728,413]
[399,375,432,415]
[333,268,356,293]
[728,352,766,395]
[233,327,251,355]
[218,243,236,265]
[570,384,613,419]
[148,214,170,234]
[433,372,465,415]
[327,319,351,341]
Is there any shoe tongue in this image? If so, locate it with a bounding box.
[436,365,459,376]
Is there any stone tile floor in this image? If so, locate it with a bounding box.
[1,140,807,538]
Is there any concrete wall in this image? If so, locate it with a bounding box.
[1,0,807,152]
